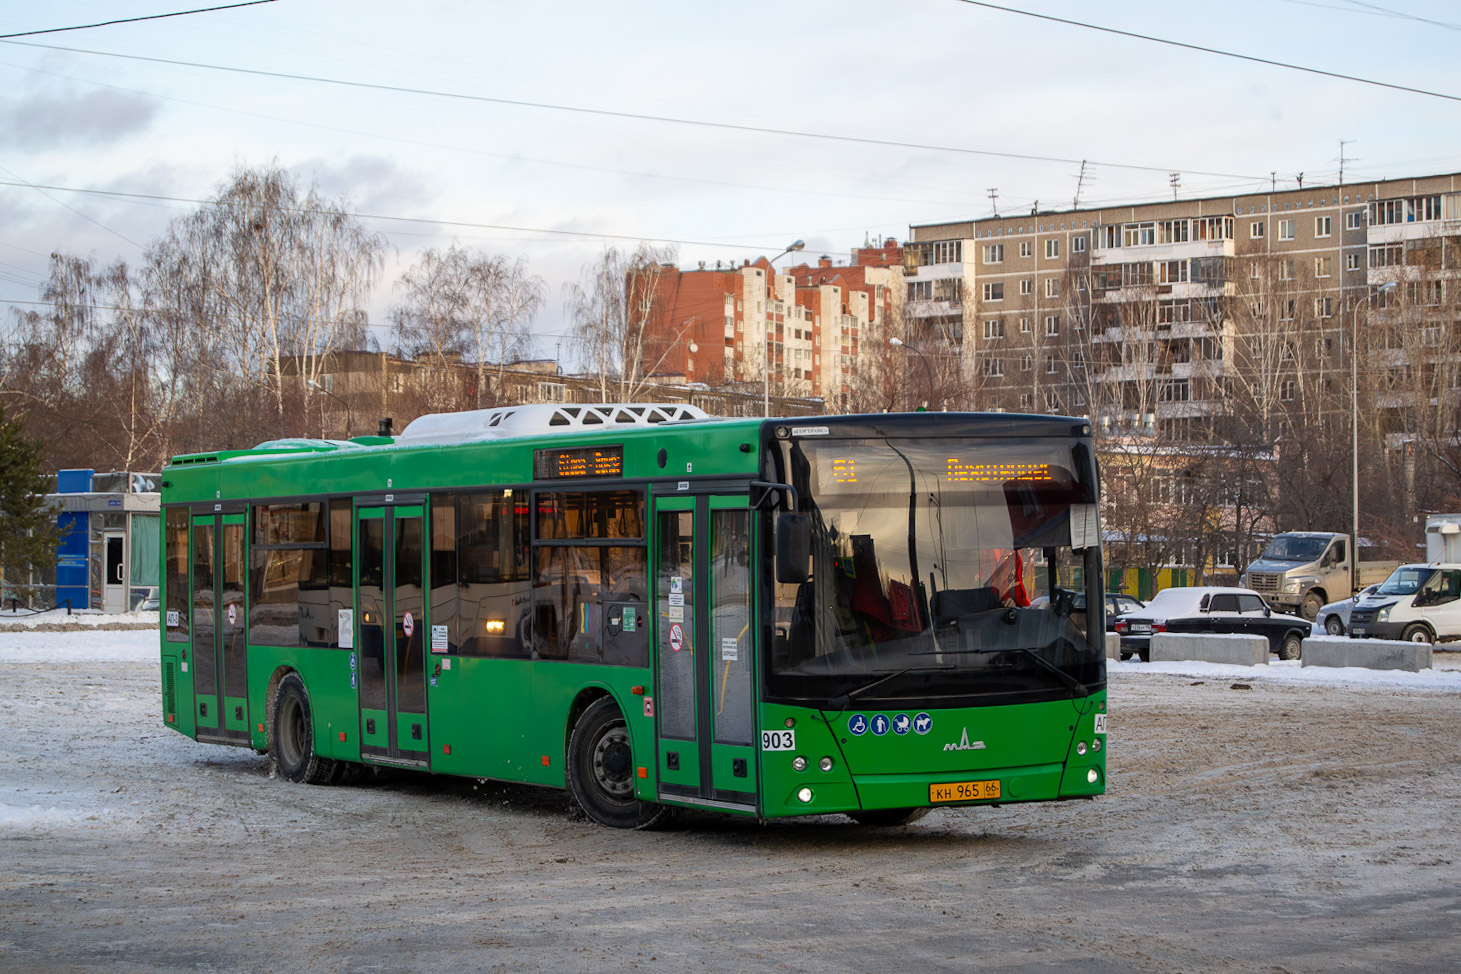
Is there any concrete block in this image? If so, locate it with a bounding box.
[1149,633,1269,666]
[1301,636,1433,671]
[1105,633,1121,660]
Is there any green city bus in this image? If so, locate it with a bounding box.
[159,403,1107,828]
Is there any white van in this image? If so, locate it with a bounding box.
[1346,563,1461,643]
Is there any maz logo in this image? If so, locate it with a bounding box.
[943,727,986,752]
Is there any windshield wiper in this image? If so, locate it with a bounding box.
[909,645,1090,698]
[827,665,953,711]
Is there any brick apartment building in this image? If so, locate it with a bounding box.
[637,241,905,407]
[906,172,1461,442]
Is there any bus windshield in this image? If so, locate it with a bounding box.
[770,436,1105,705]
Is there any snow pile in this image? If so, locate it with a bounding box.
[1109,656,1461,692]
[0,628,156,663]
[0,607,156,630]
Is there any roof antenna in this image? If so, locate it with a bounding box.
[377,417,394,437]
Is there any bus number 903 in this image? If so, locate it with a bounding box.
[761,730,796,751]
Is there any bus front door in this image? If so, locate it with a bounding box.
[652,493,757,811]
[189,511,247,744]
[355,504,429,767]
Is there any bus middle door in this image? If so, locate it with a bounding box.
[652,491,756,811]
[355,502,429,767]
[189,509,247,744]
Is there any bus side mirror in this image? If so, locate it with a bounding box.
[776,514,811,584]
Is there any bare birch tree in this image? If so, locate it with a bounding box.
[563,243,678,403]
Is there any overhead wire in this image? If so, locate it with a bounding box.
[0,37,1270,182]
[952,1,1461,102]
[0,1,279,40]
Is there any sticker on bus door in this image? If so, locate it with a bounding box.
[761,729,795,751]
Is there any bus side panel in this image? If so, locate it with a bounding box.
[527,664,655,791]
[427,657,537,780]
[247,646,361,762]
[161,646,196,738]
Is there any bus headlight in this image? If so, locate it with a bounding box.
[1076,741,1088,756]
[792,756,807,772]
[1091,738,1102,752]
[797,787,814,803]
[818,756,834,772]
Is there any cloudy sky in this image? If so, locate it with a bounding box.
[1,0,1457,363]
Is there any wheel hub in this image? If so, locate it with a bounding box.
[591,726,633,799]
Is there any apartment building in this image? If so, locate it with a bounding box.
[638,243,903,405]
[907,172,1461,442]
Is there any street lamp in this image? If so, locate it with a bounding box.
[764,239,805,417]
[1353,280,1397,592]
[307,378,353,439]
[889,336,937,410]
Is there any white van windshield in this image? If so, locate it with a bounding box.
[1376,567,1434,597]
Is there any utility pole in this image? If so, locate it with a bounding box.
[987,188,1000,218]
[1073,159,1088,209]
[1338,139,1355,185]
[1169,173,1181,200]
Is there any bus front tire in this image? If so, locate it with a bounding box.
[567,697,666,830]
[848,807,930,827]
[273,674,338,785]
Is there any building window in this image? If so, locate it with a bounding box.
[1020,278,1034,296]
[1158,260,1188,285]
[983,244,1004,264]
[1314,256,1332,278]
[1044,314,1060,336]
[1346,252,1362,271]
[1073,236,1087,253]
[1122,222,1156,247]
[1021,354,1032,372]
[1045,238,1060,259]
[1250,220,1265,239]
[1315,296,1333,318]
[1278,219,1295,241]
[982,282,1004,301]
[1280,299,1296,320]
[1279,258,1295,281]
[537,382,568,402]
[1159,379,1190,402]
[1044,278,1059,298]
[983,357,1005,377]
[983,318,1005,340]
[1279,378,1296,402]
[1315,215,1332,238]
[1019,316,1031,333]
[1045,355,1058,374]
[1346,211,1365,230]
[1159,219,1190,244]
[907,280,933,301]
[1019,241,1033,258]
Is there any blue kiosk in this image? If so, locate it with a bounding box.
[49,470,161,613]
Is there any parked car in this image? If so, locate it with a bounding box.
[1113,586,1310,661]
[1028,592,1144,632]
[1312,584,1379,636]
[1348,563,1461,643]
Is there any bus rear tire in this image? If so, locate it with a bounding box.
[273,674,338,785]
[848,807,930,827]
[567,698,666,829]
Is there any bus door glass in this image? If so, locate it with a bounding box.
[189,511,247,742]
[652,493,756,808]
[355,504,429,766]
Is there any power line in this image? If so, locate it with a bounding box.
[0,165,143,249]
[0,1,278,40]
[952,0,1461,103]
[0,178,788,253]
[0,37,1269,182]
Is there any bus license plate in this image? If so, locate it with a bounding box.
[930,779,1000,803]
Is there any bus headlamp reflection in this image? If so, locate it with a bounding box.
[485,620,505,634]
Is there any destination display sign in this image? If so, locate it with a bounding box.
[534,444,624,479]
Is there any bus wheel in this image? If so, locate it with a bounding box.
[848,808,930,827]
[273,674,339,785]
[567,698,665,829]
[1279,633,1303,661]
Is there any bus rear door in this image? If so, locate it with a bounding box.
[651,491,757,812]
[190,509,247,744]
[355,502,429,767]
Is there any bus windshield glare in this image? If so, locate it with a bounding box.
[770,437,1104,705]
